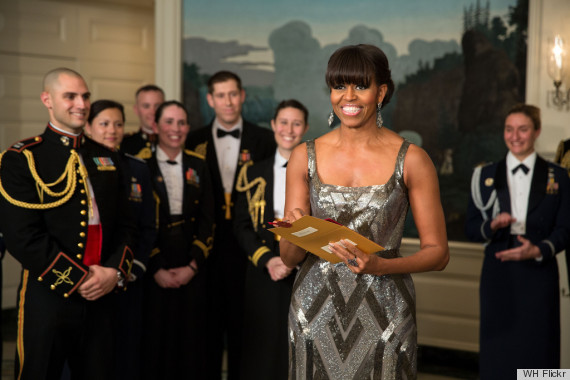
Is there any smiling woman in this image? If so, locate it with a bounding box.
[465,103,570,379]
[279,44,449,379]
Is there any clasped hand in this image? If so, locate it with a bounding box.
[154,264,196,288]
[327,239,381,275]
[78,265,118,301]
[490,212,541,261]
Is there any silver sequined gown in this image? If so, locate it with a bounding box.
[289,140,417,380]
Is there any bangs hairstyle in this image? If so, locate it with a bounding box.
[325,44,395,106]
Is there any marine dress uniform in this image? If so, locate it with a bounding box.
[234,151,295,380]
[121,129,157,158]
[141,147,215,379]
[465,153,570,380]
[114,152,157,380]
[0,124,135,380]
[185,120,275,379]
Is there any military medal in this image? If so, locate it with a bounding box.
[93,157,116,171]
[239,150,251,166]
[186,168,200,187]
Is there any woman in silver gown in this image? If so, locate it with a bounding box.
[280,44,449,379]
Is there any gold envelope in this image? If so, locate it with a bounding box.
[268,215,384,264]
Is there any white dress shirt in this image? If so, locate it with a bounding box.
[273,150,288,219]
[506,151,536,235]
[212,118,242,194]
[156,146,184,215]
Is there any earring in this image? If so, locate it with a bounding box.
[328,110,335,127]
[376,102,383,129]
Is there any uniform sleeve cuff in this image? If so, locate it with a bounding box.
[537,240,555,260]
[38,252,88,298]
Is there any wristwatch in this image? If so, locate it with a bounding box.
[116,270,125,288]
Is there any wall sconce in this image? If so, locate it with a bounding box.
[547,35,569,110]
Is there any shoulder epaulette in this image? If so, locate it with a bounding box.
[184,149,205,160]
[135,147,152,160]
[475,161,492,169]
[8,136,42,153]
[124,153,146,163]
[194,141,208,157]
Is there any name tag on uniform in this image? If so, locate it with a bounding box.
[93,157,116,171]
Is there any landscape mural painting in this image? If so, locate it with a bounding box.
[182,0,528,241]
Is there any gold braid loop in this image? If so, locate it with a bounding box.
[0,149,89,211]
[235,162,266,231]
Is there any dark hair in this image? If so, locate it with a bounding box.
[506,103,541,130]
[325,44,395,107]
[154,100,189,124]
[207,71,242,94]
[88,100,125,125]
[273,99,309,124]
[135,84,165,99]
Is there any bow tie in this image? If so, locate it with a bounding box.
[512,163,529,175]
[217,128,240,139]
[166,160,178,165]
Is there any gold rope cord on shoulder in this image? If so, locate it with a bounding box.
[0,149,91,212]
[235,162,266,232]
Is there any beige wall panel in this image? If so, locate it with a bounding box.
[0,54,76,149]
[414,277,479,317]
[77,7,154,64]
[418,314,480,352]
[403,239,482,352]
[0,2,78,57]
[80,61,155,133]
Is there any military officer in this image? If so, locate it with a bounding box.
[185,71,276,380]
[466,104,570,379]
[121,84,165,158]
[141,100,215,379]
[0,67,135,380]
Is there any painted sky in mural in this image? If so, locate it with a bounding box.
[183,0,515,84]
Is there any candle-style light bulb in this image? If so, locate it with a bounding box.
[548,35,566,83]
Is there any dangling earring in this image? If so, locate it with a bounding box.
[376,102,383,129]
[328,110,335,128]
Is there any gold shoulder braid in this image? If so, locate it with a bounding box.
[194,141,208,157]
[235,162,266,232]
[135,147,152,160]
[0,149,92,214]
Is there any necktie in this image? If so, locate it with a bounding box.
[511,164,529,175]
[166,160,177,165]
[217,128,240,138]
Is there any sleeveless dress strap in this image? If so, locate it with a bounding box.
[395,140,411,190]
[305,140,320,192]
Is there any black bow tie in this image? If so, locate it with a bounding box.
[166,160,178,165]
[217,128,240,139]
[282,162,288,168]
[512,163,529,175]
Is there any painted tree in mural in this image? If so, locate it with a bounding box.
[396,0,528,239]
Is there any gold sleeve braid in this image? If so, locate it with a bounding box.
[0,149,92,214]
[235,162,266,232]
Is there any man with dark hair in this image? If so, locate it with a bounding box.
[186,70,276,380]
[121,84,165,157]
[0,67,135,380]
